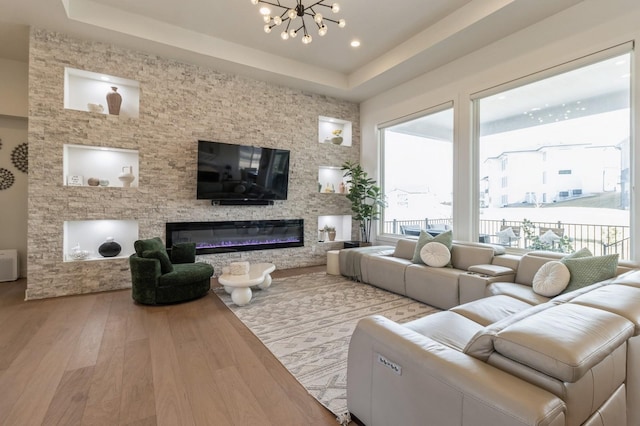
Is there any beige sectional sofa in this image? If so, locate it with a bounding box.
[344,240,640,426]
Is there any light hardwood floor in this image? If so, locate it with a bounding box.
[0,266,350,425]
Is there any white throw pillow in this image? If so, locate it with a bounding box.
[532,261,571,297]
[420,242,451,268]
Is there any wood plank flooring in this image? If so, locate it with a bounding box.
[0,266,350,425]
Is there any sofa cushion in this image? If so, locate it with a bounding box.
[450,244,495,271]
[393,238,417,260]
[514,252,565,286]
[451,295,534,327]
[532,260,570,297]
[494,303,634,382]
[561,254,619,294]
[485,282,551,305]
[158,262,213,287]
[411,230,452,264]
[141,249,174,274]
[170,242,196,264]
[404,311,483,351]
[420,242,451,267]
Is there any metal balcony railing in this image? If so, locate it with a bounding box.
[383,218,630,258]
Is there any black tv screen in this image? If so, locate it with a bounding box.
[197,140,290,201]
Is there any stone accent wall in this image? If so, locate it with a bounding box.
[26,28,359,299]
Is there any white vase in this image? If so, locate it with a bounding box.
[118,166,135,187]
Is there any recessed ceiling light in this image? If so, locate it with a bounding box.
[350,40,360,48]
[100,76,110,81]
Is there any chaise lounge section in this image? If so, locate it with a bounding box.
[345,238,640,426]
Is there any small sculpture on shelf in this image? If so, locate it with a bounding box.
[106,86,122,115]
[331,129,343,145]
[118,166,135,187]
[98,237,122,257]
[69,243,90,261]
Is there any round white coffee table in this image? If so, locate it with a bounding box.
[218,262,276,306]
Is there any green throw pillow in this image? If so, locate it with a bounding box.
[171,242,196,264]
[142,249,174,274]
[561,253,618,294]
[562,247,592,260]
[412,230,453,264]
[134,237,167,257]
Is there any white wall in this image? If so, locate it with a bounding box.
[0,116,28,277]
[360,0,640,260]
[0,58,28,118]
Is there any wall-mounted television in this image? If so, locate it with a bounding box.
[197,140,290,203]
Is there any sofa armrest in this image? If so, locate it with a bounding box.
[348,315,565,426]
[459,271,517,305]
[468,264,515,277]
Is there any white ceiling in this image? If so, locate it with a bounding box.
[0,0,584,101]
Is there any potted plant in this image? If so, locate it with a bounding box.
[341,161,385,245]
[324,225,337,241]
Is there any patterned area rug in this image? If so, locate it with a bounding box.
[214,272,439,420]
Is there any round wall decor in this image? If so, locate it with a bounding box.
[11,143,28,173]
[0,168,15,190]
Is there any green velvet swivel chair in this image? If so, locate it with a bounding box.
[129,237,214,305]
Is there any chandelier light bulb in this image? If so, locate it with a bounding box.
[302,34,312,44]
[289,29,297,38]
[338,19,346,28]
[314,13,323,24]
[318,25,328,36]
[288,9,297,19]
[332,3,340,13]
[281,31,289,40]
[250,0,259,5]
[273,15,282,25]
[264,24,272,33]
[263,15,271,23]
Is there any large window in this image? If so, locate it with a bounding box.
[380,107,454,237]
[476,52,631,258]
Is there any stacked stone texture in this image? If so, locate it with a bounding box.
[26,28,359,299]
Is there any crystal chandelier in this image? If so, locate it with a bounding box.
[250,0,345,45]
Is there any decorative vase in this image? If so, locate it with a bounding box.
[318,229,325,242]
[328,231,336,241]
[118,166,135,187]
[331,136,343,145]
[87,177,100,187]
[339,182,346,194]
[98,237,122,257]
[106,86,122,115]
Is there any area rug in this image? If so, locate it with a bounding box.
[213,272,439,421]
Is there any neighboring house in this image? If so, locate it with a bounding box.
[482,143,624,208]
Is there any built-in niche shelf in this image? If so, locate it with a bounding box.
[63,144,139,188]
[318,166,348,194]
[63,219,138,262]
[318,116,352,147]
[64,67,140,118]
[317,215,351,242]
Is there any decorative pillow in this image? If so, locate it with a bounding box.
[170,242,196,264]
[134,237,167,257]
[496,227,517,245]
[562,247,592,260]
[532,261,570,297]
[539,229,561,244]
[141,249,174,274]
[561,253,619,294]
[420,242,451,268]
[412,230,452,264]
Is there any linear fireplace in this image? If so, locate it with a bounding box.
[166,219,304,254]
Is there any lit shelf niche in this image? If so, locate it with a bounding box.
[63,220,138,262]
[317,215,352,242]
[318,116,352,146]
[63,144,139,187]
[64,67,140,118]
[318,166,347,194]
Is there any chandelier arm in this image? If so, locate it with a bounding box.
[255,0,289,12]
[320,17,340,24]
